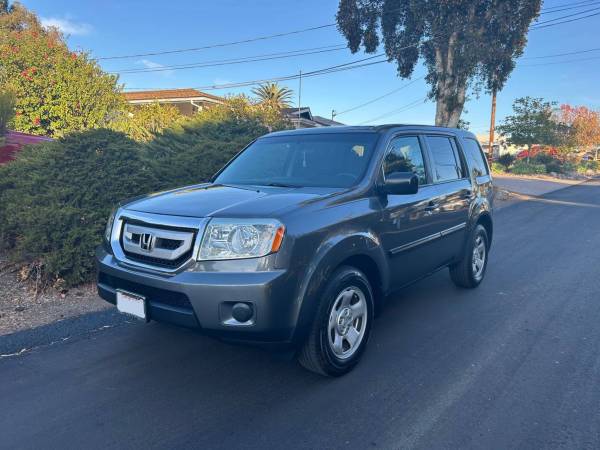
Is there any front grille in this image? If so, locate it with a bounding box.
[122,250,193,268]
[119,220,197,270]
[99,272,193,310]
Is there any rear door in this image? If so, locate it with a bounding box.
[422,134,472,263]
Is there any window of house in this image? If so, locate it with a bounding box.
[383,136,427,186]
[426,136,464,182]
[462,138,490,177]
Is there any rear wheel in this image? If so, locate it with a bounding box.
[298,266,374,376]
[449,224,489,289]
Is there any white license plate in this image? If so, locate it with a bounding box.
[116,290,147,320]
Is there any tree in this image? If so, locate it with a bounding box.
[336,0,541,127]
[0,4,123,137]
[110,102,187,142]
[556,104,600,157]
[251,83,294,109]
[497,97,560,162]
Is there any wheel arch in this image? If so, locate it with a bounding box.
[476,212,493,246]
[290,232,389,344]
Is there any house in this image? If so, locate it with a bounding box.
[0,131,53,165]
[122,88,225,116]
[282,107,344,128]
[477,133,520,159]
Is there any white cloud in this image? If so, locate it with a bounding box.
[137,59,174,77]
[41,17,92,36]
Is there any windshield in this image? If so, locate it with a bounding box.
[214,133,379,188]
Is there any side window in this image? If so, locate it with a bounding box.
[426,136,464,183]
[383,136,427,186]
[462,138,490,177]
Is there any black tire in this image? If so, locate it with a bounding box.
[298,266,374,377]
[450,224,489,289]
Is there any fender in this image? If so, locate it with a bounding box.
[289,231,389,344]
[461,175,494,254]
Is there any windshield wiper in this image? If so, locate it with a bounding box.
[264,182,302,188]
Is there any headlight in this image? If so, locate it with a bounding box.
[198,219,285,260]
[104,209,116,242]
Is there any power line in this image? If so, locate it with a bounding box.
[97,23,337,60]
[360,98,428,125]
[97,0,583,62]
[532,5,600,26]
[334,76,425,117]
[523,46,600,59]
[111,45,347,74]
[542,0,600,11]
[521,54,600,67]
[541,0,600,13]
[531,10,600,29]
[123,53,388,91]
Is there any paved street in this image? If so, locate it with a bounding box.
[2,180,600,450]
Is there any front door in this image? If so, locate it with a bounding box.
[377,135,450,289]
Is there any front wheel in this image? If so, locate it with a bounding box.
[449,224,489,289]
[298,266,374,376]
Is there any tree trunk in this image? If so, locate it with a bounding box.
[434,79,466,128]
[433,33,466,128]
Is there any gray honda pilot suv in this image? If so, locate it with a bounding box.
[97,125,493,376]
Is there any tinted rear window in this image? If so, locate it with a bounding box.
[426,136,464,182]
[462,138,489,177]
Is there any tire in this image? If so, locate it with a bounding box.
[298,266,374,377]
[449,224,489,289]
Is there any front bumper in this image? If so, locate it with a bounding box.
[96,246,299,344]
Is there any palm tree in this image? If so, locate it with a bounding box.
[252,83,294,109]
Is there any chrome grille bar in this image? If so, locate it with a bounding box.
[110,209,207,273]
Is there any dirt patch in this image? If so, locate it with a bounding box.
[0,253,109,336]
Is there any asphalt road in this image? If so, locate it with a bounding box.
[2,180,600,450]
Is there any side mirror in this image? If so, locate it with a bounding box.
[381,172,419,195]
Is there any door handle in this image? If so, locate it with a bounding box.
[425,201,439,211]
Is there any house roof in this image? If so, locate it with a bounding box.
[312,116,344,127]
[122,88,224,102]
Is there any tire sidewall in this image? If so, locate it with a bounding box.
[468,225,489,286]
[316,267,374,375]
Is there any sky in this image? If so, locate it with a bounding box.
[18,0,600,135]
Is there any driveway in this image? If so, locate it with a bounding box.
[2,180,600,449]
[493,173,587,196]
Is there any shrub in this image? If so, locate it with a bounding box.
[577,160,599,174]
[531,152,563,173]
[146,96,288,190]
[0,129,152,286]
[0,98,290,287]
[496,153,515,169]
[110,103,187,142]
[510,161,547,175]
[491,162,506,173]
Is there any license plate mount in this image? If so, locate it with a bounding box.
[116,289,147,321]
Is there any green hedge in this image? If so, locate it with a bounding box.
[0,114,273,287]
[510,161,547,175]
[0,129,152,286]
[146,115,270,190]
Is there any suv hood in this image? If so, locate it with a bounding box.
[123,183,332,218]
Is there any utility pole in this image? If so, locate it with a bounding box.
[331,110,337,121]
[297,70,302,129]
[488,89,497,165]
